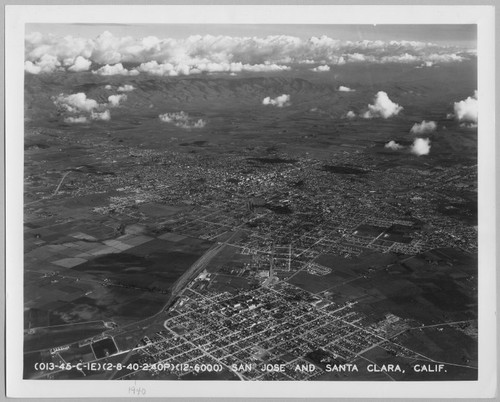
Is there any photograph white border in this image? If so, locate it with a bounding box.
[5,4,496,399]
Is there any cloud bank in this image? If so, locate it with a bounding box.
[159,111,206,129]
[410,120,437,134]
[362,91,403,119]
[262,94,291,108]
[25,31,475,75]
[453,90,478,123]
[136,60,290,76]
[411,138,431,156]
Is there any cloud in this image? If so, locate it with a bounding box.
[411,138,431,156]
[195,62,280,74]
[362,91,403,119]
[108,94,127,107]
[380,53,419,63]
[421,61,434,68]
[262,94,291,108]
[453,91,478,123]
[311,65,330,72]
[238,63,290,73]
[137,61,188,76]
[344,111,356,119]
[54,93,99,112]
[427,53,465,63]
[93,63,139,76]
[25,31,475,74]
[338,85,355,92]
[136,60,290,76]
[25,32,93,66]
[53,92,112,123]
[68,56,92,72]
[460,122,478,129]
[25,61,42,74]
[384,140,403,150]
[64,116,88,124]
[159,111,206,129]
[91,110,111,121]
[117,84,135,92]
[105,84,112,90]
[345,53,372,63]
[25,54,61,74]
[410,120,437,134]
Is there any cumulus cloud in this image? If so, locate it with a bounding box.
[25,61,42,74]
[362,91,403,119]
[262,94,291,108]
[54,93,99,113]
[64,116,88,124]
[108,94,127,107]
[93,63,139,76]
[344,111,356,119]
[25,54,61,74]
[380,53,419,64]
[410,120,437,134]
[91,110,111,121]
[411,138,431,156]
[311,65,330,72]
[453,91,478,123]
[67,56,92,72]
[159,111,206,129]
[338,85,355,92]
[53,92,111,123]
[417,61,435,68]
[25,31,475,75]
[460,122,478,129]
[384,140,403,150]
[117,84,135,92]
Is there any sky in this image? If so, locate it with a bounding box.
[26,23,477,48]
